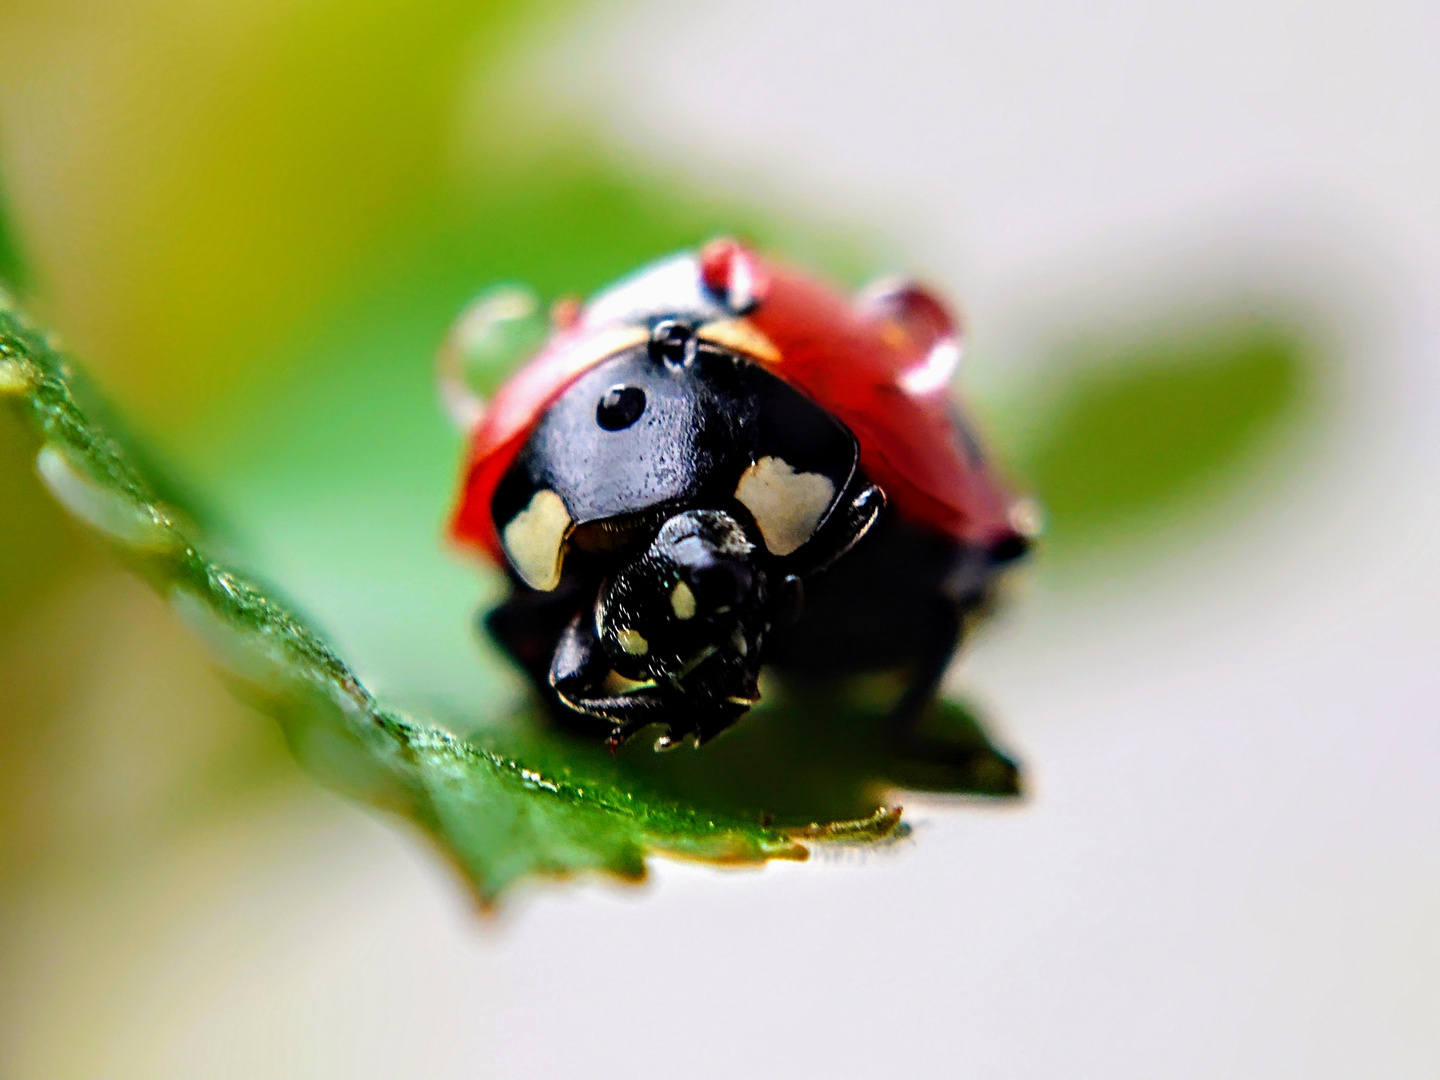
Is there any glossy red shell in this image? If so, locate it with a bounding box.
[449,241,1021,561]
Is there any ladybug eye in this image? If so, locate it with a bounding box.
[596,384,646,431]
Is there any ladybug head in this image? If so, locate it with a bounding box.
[595,509,767,699]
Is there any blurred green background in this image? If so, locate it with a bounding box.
[0,0,1328,1072]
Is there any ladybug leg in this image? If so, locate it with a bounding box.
[887,539,1009,730]
[547,610,757,750]
[885,603,963,732]
[883,610,1023,797]
[484,579,591,701]
[889,541,1009,727]
[883,546,1022,794]
[547,610,694,748]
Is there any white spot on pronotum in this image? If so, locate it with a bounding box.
[898,338,961,394]
[501,488,572,591]
[0,359,28,394]
[670,580,697,620]
[36,445,174,551]
[616,628,649,656]
[734,455,836,556]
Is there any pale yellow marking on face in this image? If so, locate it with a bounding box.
[730,628,748,657]
[734,455,836,556]
[501,488,572,591]
[616,628,649,656]
[675,645,716,679]
[602,670,655,695]
[697,318,781,364]
[670,580,697,620]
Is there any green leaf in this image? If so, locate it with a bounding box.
[0,177,26,292]
[0,291,974,906]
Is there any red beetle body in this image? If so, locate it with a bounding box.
[448,240,1029,749]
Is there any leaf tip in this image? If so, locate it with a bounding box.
[788,805,905,845]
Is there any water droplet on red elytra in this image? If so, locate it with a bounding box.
[699,237,764,313]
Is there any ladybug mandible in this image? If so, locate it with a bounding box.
[444,239,1032,750]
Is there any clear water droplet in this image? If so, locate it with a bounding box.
[169,586,289,687]
[35,445,175,551]
[437,284,547,430]
[0,358,27,394]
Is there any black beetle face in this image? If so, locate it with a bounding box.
[596,509,765,687]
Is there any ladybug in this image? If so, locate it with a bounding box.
[445,239,1032,751]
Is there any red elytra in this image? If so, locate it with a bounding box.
[449,239,1020,562]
